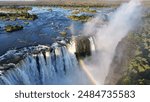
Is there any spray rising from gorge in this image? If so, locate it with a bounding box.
[81,0,143,84]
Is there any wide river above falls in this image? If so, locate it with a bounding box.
[0,6,114,56]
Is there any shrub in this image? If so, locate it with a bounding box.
[5,25,23,32]
[68,14,93,22]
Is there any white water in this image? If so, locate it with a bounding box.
[0,44,93,85]
[82,0,143,84]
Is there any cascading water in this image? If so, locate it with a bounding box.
[0,37,95,85]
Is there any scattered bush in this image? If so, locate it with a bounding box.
[0,13,38,21]
[59,31,67,37]
[0,6,32,13]
[118,28,150,85]
[5,25,23,32]
[68,14,93,22]
[71,7,97,15]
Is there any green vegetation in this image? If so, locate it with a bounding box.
[0,6,37,21]
[68,7,95,22]
[0,6,32,13]
[68,14,93,22]
[71,10,80,15]
[80,8,97,13]
[118,24,150,85]
[71,7,97,14]
[0,13,38,21]
[5,25,23,32]
[65,26,71,30]
[59,31,67,37]
[24,21,29,25]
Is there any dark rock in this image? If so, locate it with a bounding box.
[74,36,91,59]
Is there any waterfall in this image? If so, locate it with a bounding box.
[0,37,96,85]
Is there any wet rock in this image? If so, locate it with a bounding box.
[0,63,16,71]
[74,36,91,59]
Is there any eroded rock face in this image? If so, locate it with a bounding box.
[74,36,92,59]
[105,35,137,85]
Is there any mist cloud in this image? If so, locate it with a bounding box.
[81,0,143,84]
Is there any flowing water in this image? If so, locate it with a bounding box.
[0,37,96,85]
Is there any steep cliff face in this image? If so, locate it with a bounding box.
[105,34,137,84]
[105,11,150,84]
[116,14,150,85]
